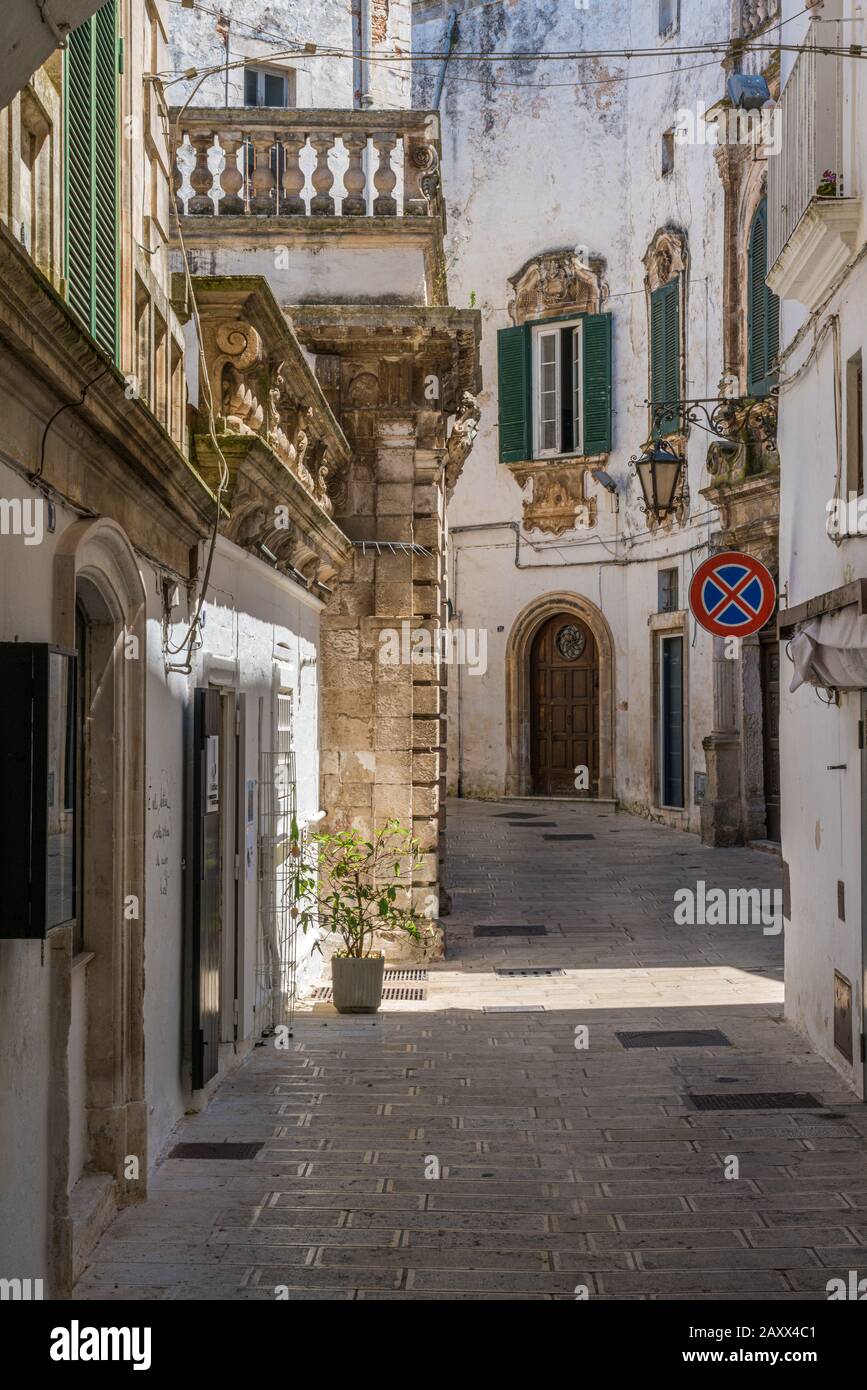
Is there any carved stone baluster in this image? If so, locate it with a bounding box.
[281,132,307,215]
[404,129,440,217]
[250,133,277,215]
[218,131,245,215]
[372,133,398,216]
[310,134,335,216]
[342,131,367,216]
[187,129,215,215]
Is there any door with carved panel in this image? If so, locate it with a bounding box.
[530,615,599,797]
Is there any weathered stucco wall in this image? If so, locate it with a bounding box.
[415,0,727,829]
[776,1,867,1096]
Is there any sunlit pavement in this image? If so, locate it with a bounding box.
[75,800,867,1301]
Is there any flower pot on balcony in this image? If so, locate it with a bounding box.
[331,953,385,1014]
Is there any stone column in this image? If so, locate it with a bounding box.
[701,634,743,846]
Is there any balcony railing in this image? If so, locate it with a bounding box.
[768,21,847,270]
[171,108,442,220]
[741,1,780,39]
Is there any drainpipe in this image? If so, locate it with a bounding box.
[359,0,374,109]
[434,10,459,110]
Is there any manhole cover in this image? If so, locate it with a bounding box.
[687,1092,823,1111]
[474,925,547,938]
[495,967,565,977]
[169,1143,263,1160]
[543,834,595,842]
[617,1029,732,1049]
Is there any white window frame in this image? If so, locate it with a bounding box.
[244,64,296,108]
[532,318,584,460]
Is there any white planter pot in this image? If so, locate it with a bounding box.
[331,954,385,1014]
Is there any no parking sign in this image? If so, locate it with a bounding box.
[689,551,776,638]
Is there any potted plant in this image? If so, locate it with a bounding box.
[290,818,426,1014]
[817,169,840,197]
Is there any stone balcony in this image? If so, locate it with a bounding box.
[171,108,447,308]
[180,273,353,589]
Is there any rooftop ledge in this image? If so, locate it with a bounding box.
[767,197,862,310]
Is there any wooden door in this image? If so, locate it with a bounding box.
[760,632,781,841]
[531,615,599,796]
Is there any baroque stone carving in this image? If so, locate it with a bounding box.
[706,390,779,485]
[508,248,604,325]
[512,464,598,536]
[444,390,481,499]
[643,228,687,292]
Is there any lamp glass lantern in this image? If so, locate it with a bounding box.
[634,442,684,520]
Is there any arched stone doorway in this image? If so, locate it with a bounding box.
[506,592,614,799]
[530,614,599,796]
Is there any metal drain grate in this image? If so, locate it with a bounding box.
[495,966,565,977]
[617,1029,732,1049]
[474,925,547,938]
[543,834,595,841]
[506,821,557,828]
[169,1142,263,1160]
[493,812,539,819]
[384,969,428,982]
[311,985,426,1002]
[483,1005,546,1013]
[687,1092,823,1111]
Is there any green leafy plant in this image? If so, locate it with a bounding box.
[817,169,840,197]
[289,818,426,958]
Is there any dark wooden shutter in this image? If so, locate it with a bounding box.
[748,200,779,397]
[64,0,119,362]
[651,280,680,437]
[497,324,532,463]
[582,312,612,455]
[191,687,222,1089]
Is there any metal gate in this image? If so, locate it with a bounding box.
[190,686,222,1088]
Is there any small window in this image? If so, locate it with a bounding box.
[170,338,185,448]
[747,199,780,397]
[658,567,679,613]
[661,130,675,177]
[533,320,584,458]
[659,0,679,36]
[244,65,296,108]
[153,311,168,427]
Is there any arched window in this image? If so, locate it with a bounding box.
[747,199,780,397]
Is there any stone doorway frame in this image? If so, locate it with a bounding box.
[49,518,147,1293]
[505,592,615,799]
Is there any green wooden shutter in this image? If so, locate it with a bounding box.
[64,0,119,362]
[650,280,680,437]
[748,200,779,397]
[497,324,532,463]
[581,312,612,455]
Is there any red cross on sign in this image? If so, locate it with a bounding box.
[688,551,776,638]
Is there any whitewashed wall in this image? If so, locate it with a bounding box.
[776,0,867,1093]
[414,0,726,828]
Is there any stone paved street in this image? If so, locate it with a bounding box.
[75,800,867,1301]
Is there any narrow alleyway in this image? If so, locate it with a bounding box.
[75,801,867,1301]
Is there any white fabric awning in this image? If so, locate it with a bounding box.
[789,609,867,692]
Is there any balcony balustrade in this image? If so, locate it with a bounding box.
[171,108,442,222]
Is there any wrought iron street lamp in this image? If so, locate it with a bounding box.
[631,440,684,521]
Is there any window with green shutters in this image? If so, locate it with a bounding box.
[650,279,681,438]
[747,199,780,398]
[497,312,612,463]
[64,0,119,363]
